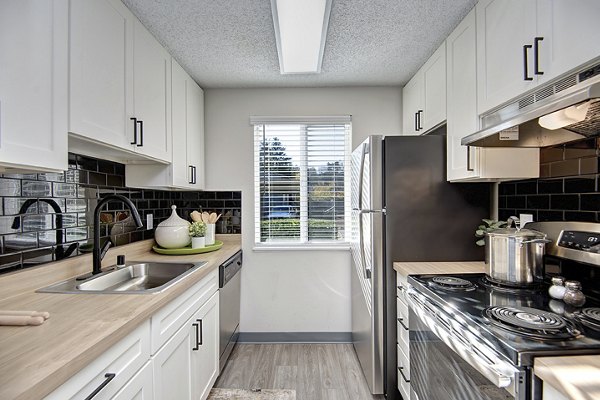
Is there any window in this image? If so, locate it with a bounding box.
[252,116,351,246]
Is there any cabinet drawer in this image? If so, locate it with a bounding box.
[46,320,150,400]
[397,343,410,381]
[397,345,411,400]
[151,269,218,354]
[397,298,410,348]
[112,360,153,400]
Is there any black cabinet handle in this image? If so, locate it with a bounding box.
[136,120,144,147]
[193,166,197,184]
[130,118,138,145]
[523,44,533,81]
[417,110,423,131]
[189,165,194,184]
[192,322,200,351]
[534,37,544,75]
[197,318,203,345]
[397,317,409,331]
[467,146,474,171]
[398,367,410,383]
[84,373,116,400]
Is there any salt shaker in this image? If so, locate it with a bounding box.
[548,276,567,300]
[563,280,586,307]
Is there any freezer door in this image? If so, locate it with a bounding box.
[350,136,384,395]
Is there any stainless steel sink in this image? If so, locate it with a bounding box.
[37,261,208,294]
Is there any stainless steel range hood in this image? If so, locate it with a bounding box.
[462,63,600,147]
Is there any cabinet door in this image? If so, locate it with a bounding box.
[446,8,480,181]
[133,20,172,162]
[171,59,191,187]
[537,0,600,85]
[187,83,205,189]
[476,0,538,114]
[422,43,446,132]
[401,73,423,136]
[69,0,134,150]
[191,292,219,400]
[0,0,68,171]
[112,361,154,400]
[153,319,194,400]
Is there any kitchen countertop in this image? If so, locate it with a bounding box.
[393,260,486,277]
[0,234,241,400]
[535,356,600,400]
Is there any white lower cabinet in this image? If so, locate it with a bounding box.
[396,273,412,399]
[153,291,219,400]
[46,271,220,400]
[45,320,151,400]
[112,361,154,400]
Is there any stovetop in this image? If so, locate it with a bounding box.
[408,273,600,367]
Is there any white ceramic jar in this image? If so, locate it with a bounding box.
[154,205,191,249]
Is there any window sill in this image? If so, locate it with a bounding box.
[253,243,351,252]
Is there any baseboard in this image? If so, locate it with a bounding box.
[237,332,352,343]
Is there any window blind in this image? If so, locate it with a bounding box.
[253,121,351,245]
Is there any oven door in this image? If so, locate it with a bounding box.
[407,290,528,400]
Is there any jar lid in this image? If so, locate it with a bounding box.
[551,276,565,286]
[565,280,582,290]
[486,228,546,239]
[157,205,191,228]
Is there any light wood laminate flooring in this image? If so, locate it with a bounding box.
[215,344,385,400]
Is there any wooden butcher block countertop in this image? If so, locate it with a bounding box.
[0,235,241,400]
[393,260,486,277]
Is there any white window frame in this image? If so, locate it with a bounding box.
[252,116,352,250]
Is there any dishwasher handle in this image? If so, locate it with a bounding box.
[219,250,242,288]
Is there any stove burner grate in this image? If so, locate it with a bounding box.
[484,306,580,340]
[582,308,600,323]
[429,276,476,291]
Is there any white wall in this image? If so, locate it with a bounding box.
[204,87,402,333]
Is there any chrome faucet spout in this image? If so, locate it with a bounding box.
[92,195,143,275]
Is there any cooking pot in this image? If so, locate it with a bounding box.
[485,228,551,286]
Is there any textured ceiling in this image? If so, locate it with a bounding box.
[121,0,477,88]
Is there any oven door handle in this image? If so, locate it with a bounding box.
[406,289,521,397]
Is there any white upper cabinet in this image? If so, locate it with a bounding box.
[476,0,538,114]
[402,43,446,135]
[126,59,204,190]
[69,0,171,164]
[447,7,540,182]
[132,19,172,162]
[0,0,68,172]
[401,73,423,136]
[69,0,133,151]
[477,0,600,114]
[536,0,600,85]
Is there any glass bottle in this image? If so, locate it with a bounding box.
[548,276,567,300]
[563,280,586,307]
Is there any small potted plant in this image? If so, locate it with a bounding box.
[189,221,207,249]
[475,219,507,246]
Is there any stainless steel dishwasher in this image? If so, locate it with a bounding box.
[218,250,242,372]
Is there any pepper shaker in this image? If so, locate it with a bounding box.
[563,280,586,307]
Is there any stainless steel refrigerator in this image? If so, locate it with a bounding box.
[350,134,490,399]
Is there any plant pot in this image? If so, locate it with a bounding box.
[205,224,215,246]
[191,236,205,249]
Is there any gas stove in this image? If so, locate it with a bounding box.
[408,272,600,366]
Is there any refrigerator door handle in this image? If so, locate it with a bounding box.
[357,143,367,210]
[358,211,369,280]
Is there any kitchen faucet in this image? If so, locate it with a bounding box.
[92,195,143,275]
[11,198,78,261]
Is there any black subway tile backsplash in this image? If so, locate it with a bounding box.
[499,138,600,224]
[0,152,241,274]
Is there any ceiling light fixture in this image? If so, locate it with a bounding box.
[271,0,333,74]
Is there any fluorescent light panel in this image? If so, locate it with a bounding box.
[271,0,332,74]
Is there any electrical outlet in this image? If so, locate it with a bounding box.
[146,213,153,230]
